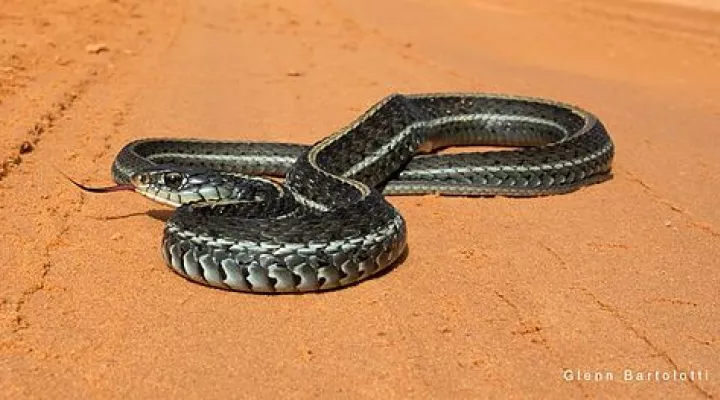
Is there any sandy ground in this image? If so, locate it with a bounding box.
[0,0,718,398]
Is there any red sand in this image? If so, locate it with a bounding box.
[1,0,718,398]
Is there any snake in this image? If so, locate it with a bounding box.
[73,93,614,293]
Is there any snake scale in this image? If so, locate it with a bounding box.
[78,93,614,293]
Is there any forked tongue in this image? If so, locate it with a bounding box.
[62,172,135,193]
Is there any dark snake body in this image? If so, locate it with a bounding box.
[111,93,614,293]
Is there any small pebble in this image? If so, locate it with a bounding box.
[19,141,33,154]
[85,43,109,54]
[54,56,71,66]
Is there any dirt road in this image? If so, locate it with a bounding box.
[1,0,718,398]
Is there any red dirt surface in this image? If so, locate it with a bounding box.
[1,0,718,398]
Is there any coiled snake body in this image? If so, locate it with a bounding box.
[88,93,614,293]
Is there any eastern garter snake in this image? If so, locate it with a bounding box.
[77,93,614,293]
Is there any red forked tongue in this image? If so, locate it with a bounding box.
[62,172,135,193]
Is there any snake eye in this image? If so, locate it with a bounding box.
[163,172,184,188]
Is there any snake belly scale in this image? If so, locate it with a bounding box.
[107,93,614,293]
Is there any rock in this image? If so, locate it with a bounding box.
[19,141,33,154]
[85,43,109,54]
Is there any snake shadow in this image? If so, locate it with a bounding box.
[147,209,174,222]
[96,209,174,222]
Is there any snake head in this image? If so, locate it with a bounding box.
[67,166,285,208]
[128,167,229,207]
[130,167,281,208]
